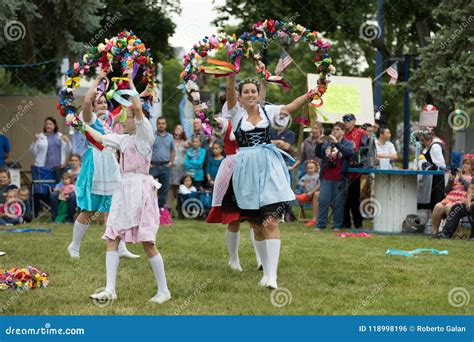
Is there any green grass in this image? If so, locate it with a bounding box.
[0,219,473,315]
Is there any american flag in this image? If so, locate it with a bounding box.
[386,62,398,85]
[275,49,294,75]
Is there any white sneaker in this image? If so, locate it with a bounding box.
[90,289,117,301]
[67,244,80,259]
[259,276,269,287]
[266,278,278,290]
[118,250,140,259]
[149,291,171,304]
[229,260,243,272]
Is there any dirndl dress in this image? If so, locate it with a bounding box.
[75,112,120,212]
[206,119,240,224]
[101,117,162,244]
[224,103,295,222]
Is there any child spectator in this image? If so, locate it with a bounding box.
[295,161,321,226]
[206,142,224,188]
[18,187,33,223]
[179,175,197,195]
[184,135,206,189]
[54,173,75,223]
[0,189,22,225]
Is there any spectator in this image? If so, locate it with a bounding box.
[65,154,82,179]
[436,178,474,240]
[295,160,320,226]
[206,142,224,188]
[342,113,367,229]
[375,127,398,170]
[270,122,296,163]
[315,122,354,231]
[417,131,446,210]
[179,175,197,195]
[0,170,18,204]
[54,173,76,223]
[184,135,206,189]
[150,117,175,209]
[432,157,472,236]
[71,130,88,157]
[50,154,81,223]
[193,119,210,150]
[0,189,22,225]
[18,187,33,223]
[30,117,72,171]
[167,124,190,207]
[0,134,11,168]
[289,123,322,172]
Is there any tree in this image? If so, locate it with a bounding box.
[411,0,474,156]
[0,0,180,95]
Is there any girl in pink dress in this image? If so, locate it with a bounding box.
[87,69,171,304]
[432,157,473,236]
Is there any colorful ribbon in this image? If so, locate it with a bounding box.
[336,232,371,238]
[386,248,448,257]
[0,228,52,233]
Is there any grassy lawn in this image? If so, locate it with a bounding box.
[0,218,473,315]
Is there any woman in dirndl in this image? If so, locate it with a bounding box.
[223,74,318,289]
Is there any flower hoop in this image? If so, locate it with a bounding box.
[180,19,335,131]
[57,30,157,118]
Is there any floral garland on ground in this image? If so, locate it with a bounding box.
[57,30,156,117]
[0,266,49,291]
[180,19,335,131]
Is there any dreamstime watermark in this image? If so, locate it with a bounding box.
[270,287,292,308]
[174,279,212,315]
[440,15,474,49]
[0,291,21,314]
[352,279,388,315]
[85,12,123,49]
[3,20,26,41]
[359,21,381,41]
[447,109,470,130]
[359,198,381,219]
[262,201,288,227]
[2,101,34,134]
[90,287,115,308]
[448,287,470,308]
[181,198,204,219]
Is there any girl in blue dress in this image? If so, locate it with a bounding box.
[68,70,138,259]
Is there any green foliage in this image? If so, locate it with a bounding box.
[161,57,184,128]
[0,0,179,95]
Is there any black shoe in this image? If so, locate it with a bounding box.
[433,232,451,239]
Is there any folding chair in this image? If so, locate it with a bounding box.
[31,166,57,220]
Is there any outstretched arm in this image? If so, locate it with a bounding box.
[125,68,144,121]
[83,69,108,123]
[226,74,237,111]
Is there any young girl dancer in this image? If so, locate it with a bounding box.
[68,70,138,259]
[88,69,170,304]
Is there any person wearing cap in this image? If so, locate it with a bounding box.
[342,113,368,229]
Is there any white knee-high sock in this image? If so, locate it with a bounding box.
[266,239,281,280]
[249,227,261,266]
[71,220,88,250]
[226,231,240,264]
[117,240,128,254]
[105,251,120,294]
[149,253,170,295]
[254,240,269,278]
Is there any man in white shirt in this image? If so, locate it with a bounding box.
[375,127,398,169]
